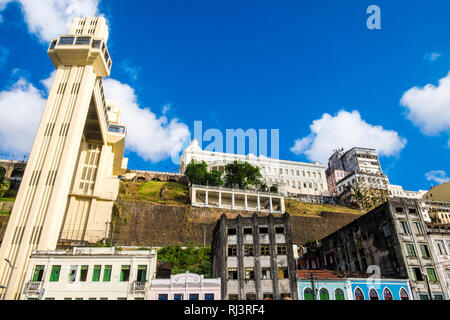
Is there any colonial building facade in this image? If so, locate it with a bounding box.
[302,198,448,300]
[21,247,156,300]
[180,140,329,198]
[211,213,298,300]
[149,272,221,300]
[297,270,412,300]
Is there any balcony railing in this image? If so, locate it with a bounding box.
[26,281,42,293]
[132,281,147,291]
[108,124,126,135]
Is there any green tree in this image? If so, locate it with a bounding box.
[0,167,10,198]
[224,161,262,189]
[269,185,278,193]
[205,170,223,186]
[348,182,388,212]
[157,244,211,277]
[184,160,208,186]
[184,160,224,187]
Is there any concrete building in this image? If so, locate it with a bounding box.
[388,185,427,199]
[211,213,298,300]
[21,247,157,300]
[304,198,448,300]
[426,226,450,299]
[190,184,285,213]
[180,140,329,198]
[419,200,450,225]
[326,147,390,197]
[297,270,412,300]
[0,159,26,191]
[149,272,221,300]
[0,17,127,300]
[423,182,450,202]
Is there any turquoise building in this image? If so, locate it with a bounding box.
[297,270,413,300]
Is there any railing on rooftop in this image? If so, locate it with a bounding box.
[25,281,42,293]
[191,184,283,197]
[132,281,147,291]
[108,124,126,135]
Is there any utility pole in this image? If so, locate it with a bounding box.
[2,258,15,300]
[423,273,433,300]
[308,272,316,300]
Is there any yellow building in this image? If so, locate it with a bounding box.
[423,182,450,202]
[0,17,127,300]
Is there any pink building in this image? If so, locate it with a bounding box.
[326,170,351,196]
[149,272,221,300]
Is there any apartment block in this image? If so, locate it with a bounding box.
[304,198,448,300]
[211,213,298,300]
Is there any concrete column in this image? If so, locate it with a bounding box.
[232,193,235,209]
[218,192,222,208]
[244,194,248,211]
[205,190,208,206]
[269,197,273,213]
[257,196,261,212]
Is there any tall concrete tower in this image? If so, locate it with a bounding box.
[0,17,127,300]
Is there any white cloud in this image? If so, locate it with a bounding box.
[290,110,407,165]
[40,70,56,93]
[162,104,171,115]
[0,46,8,68]
[425,170,450,185]
[0,0,100,42]
[400,72,450,143]
[103,78,190,163]
[121,60,141,82]
[424,52,442,62]
[0,78,46,155]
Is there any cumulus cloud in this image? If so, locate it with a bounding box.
[425,170,450,185]
[424,52,442,62]
[103,78,190,163]
[40,70,56,93]
[290,110,407,165]
[0,78,46,155]
[400,72,450,146]
[0,46,8,68]
[0,0,100,42]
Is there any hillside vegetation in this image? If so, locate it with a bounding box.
[285,199,361,216]
[118,181,190,206]
[118,180,361,218]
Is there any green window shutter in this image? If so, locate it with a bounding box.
[319,289,330,300]
[138,265,147,282]
[49,266,61,282]
[32,265,44,281]
[334,289,345,300]
[304,288,314,300]
[427,268,437,282]
[120,265,130,282]
[103,265,112,282]
[92,265,101,282]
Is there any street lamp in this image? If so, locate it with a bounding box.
[422,272,433,301]
[2,258,15,300]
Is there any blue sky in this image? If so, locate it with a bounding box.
[0,0,449,192]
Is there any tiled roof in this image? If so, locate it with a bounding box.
[297,270,406,280]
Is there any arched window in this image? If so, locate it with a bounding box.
[334,288,345,300]
[400,288,409,300]
[369,288,379,300]
[354,287,364,300]
[304,288,314,300]
[319,288,330,300]
[383,288,393,300]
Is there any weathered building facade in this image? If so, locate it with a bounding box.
[304,198,448,300]
[211,213,298,300]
